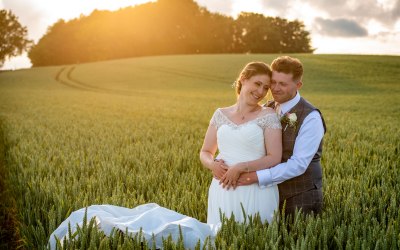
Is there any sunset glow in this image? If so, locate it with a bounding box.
[1,0,399,70]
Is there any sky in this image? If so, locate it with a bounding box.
[1,0,400,70]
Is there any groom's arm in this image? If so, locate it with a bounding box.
[257,111,324,187]
[238,111,324,187]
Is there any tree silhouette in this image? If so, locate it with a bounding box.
[28,0,314,66]
[233,12,313,53]
[0,10,32,67]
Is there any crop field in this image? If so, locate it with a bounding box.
[0,54,399,249]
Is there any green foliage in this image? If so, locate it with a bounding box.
[0,54,399,249]
[234,13,313,53]
[0,9,32,67]
[28,0,313,66]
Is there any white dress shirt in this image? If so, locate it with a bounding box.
[257,92,325,188]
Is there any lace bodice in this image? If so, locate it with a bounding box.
[210,108,282,130]
[209,108,281,166]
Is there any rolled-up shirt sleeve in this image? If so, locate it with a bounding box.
[257,110,325,188]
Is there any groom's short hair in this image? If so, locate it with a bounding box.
[271,56,303,82]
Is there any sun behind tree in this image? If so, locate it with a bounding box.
[28,0,314,67]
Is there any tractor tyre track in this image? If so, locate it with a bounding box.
[55,64,232,97]
[66,67,131,96]
[55,66,132,96]
[55,67,90,91]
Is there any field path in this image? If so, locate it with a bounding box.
[55,65,229,96]
[55,66,132,96]
[55,67,89,91]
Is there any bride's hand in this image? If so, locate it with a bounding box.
[211,159,228,180]
[220,164,243,190]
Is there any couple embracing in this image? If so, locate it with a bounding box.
[49,56,326,249]
[201,56,326,224]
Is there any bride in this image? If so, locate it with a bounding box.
[48,62,282,249]
[200,61,282,225]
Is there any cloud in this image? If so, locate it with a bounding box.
[371,30,400,43]
[305,0,399,26]
[258,0,400,34]
[195,0,233,15]
[259,0,289,11]
[2,0,52,41]
[392,0,400,20]
[314,18,368,37]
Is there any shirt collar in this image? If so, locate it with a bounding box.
[278,92,301,115]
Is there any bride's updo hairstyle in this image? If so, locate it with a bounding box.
[234,62,272,95]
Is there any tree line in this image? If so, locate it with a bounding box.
[4,0,315,67]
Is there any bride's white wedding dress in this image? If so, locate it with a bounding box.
[207,108,280,225]
[48,203,218,249]
[48,108,281,249]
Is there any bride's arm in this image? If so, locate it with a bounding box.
[220,127,282,188]
[200,124,228,179]
[239,127,282,172]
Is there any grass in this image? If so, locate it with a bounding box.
[0,53,399,249]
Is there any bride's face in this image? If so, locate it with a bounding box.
[240,74,270,104]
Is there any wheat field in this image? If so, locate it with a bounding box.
[0,54,399,249]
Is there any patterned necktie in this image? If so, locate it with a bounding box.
[275,103,282,118]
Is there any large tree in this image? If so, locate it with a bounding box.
[29,0,314,66]
[233,12,314,53]
[0,10,32,68]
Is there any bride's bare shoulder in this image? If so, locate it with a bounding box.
[218,105,235,115]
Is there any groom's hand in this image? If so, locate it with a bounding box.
[237,172,258,186]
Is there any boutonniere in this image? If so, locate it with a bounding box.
[281,112,297,131]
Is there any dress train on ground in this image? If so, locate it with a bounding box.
[48,203,219,249]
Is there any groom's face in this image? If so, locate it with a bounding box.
[270,71,302,104]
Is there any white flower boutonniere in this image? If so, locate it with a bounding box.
[281,112,298,131]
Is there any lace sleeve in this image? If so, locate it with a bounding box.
[257,113,282,130]
[209,109,224,129]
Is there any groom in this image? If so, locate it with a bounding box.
[237,56,326,216]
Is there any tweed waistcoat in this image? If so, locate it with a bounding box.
[269,97,326,201]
